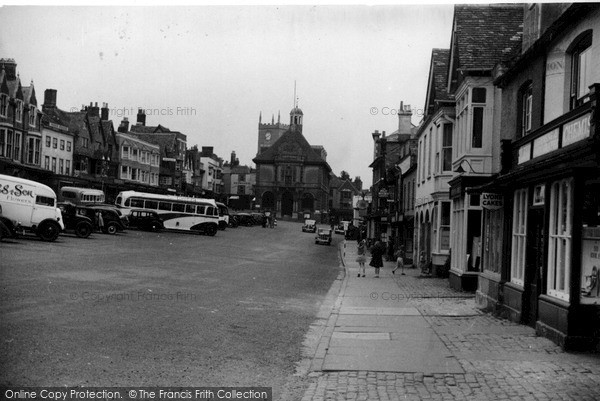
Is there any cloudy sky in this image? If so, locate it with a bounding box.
[0,5,454,186]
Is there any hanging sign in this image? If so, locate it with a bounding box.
[481,192,503,210]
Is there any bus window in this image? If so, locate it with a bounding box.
[145,200,158,209]
[185,204,196,214]
[125,198,131,207]
[196,205,205,215]
[159,201,172,211]
[206,206,215,216]
[172,203,185,212]
[130,198,144,208]
[36,195,55,207]
[62,191,76,199]
[115,196,122,206]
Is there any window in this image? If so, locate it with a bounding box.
[520,83,533,136]
[440,201,451,250]
[0,128,5,157]
[121,165,129,179]
[185,204,196,214]
[511,188,528,286]
[570,32,592,109]
[51,157,57,173]
[159,201,172,211]
[0,94,8,117]
[46,135,51,147]
[29,105,36,127]
[36,195,55,207]
[548,178,573,301]
[60,139,65,150]
[6,130,13,160]
[196,205,206,215]
[81,137,89,148]
[44,156,50,170]
[53,138,58,149]
[13,132,20,161]
[442,124,453,172]
[122,146,129,159]
[472,108,484,148]
[427,128,432,178]
[132,148,138,161]
[472,87,487,103]
[27,137,40,165]
[172,203,185,212]
[65,160,71,175]
[59,159,64,175]
[67,141,71,152]
[15,100,23,123]
[130,198,144,208]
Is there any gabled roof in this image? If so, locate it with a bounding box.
[130,124,172,134]
[424,49,453,114]
[22,85,37,106]
[0,70,8,95]
[6,76,22,100]
[129,131,179,156]
[253,128,330,170]
[450,5,523,74]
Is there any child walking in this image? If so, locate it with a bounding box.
[356,239,367,277]
[392,249,405,275]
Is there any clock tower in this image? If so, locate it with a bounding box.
[257,110,288,155]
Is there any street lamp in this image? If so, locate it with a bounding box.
[455,159,477,174]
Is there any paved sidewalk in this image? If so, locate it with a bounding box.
[300,240,600,401]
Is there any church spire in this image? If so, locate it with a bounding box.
[277,110,280,124]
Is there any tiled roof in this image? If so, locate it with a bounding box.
[453,4,523,71]
[130,124,172,134]
[253,129,330,167]
[6,77,21,99]
[431,49,452,102]
[129,132,178,157]
[22,85,36,105]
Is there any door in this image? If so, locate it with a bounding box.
[281,191,294,217]
[523,207,544,327]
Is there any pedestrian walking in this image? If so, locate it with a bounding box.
[392,249,405,275]
[356,239,367,277]
[96,211,104,231]
[369,240,384,278]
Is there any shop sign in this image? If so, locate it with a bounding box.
[532,128,559,159]
[356,200,368,210]
[481,192,503,210]
[518,142,531,164]
[562,113,591,147]
[378,188,389,198]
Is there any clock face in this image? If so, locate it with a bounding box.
[265,132,271,141]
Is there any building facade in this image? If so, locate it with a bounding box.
[414,48,455,275]
[115,130,160,188]
[253,107,331,221]
[476,3,600,350]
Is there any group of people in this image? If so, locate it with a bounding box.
[355,239,405,278]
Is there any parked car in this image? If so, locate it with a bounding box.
[235,213,255,227]
[251,212,265,226]
[57,202,94,238]
[335,221,350,235]
[228,214,239,228]
[85,205,127,235]
[302,219,317,233]
[128,209,164,231]
[315,228,332,245]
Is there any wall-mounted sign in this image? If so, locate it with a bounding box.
[356,200,369,210]
[563,113,591,147]
[378,188,389,198]
[481,192,503,210]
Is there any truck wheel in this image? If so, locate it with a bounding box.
[75,221,92,238]
[105,222,118,235]
[38,221,61,242]
[206,224,217,236]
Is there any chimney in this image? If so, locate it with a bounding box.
[42,89,57,111]
[398,101,413,135]
[101,102,109,120]
[118,117,130,133]
[87,101,99,117]
[0,58,17,81]
[137,108,146,125]
[230,151,236,165]
[201,146,213,157]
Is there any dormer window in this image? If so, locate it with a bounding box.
[0,94,8,117]
[15,100,23,123]
[29,105,36,127]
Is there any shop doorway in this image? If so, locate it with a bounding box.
[523,207,544,327]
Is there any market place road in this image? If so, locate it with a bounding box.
[0,220,341,397]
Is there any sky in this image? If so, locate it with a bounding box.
[0,5,454,187]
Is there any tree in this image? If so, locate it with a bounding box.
[340,170,350,181]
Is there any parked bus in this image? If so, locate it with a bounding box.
[0,174,64,241]
[60,186,105,204]
[215,202,229,230]
[114,190,219,236]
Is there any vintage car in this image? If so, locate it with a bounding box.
[334,221,351,235]
[57,202,94,238]
[128,209,164,231]
[302,219,317,233]
[84,205,127,235]
[315,228,332,245]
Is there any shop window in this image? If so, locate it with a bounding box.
[580,179,600,304]
[511,188,528,286]
[547,178,573,301]
[484,207,504,273]
[570,31,592,109]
